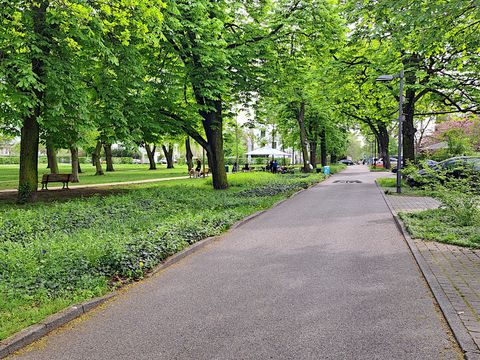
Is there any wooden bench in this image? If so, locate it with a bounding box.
[41,174,73,190]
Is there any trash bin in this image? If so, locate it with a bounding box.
[323,166,330,175]
[225,165,229,173]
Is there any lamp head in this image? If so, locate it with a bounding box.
[376,74,396,82]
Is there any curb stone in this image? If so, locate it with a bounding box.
[376,182,480,360]
[1,172,337,359]
[0,294,114,359]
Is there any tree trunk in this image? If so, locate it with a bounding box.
[145,144,157,170]
[402,55,420,163]
[19,115,40,202]
[18,1,47,203]
[70,146,80,182]
[378,125,391,169]
[330,153,337,164]
[94,141,104,175]
[309,141,317,168]
[403,99,416,164]
[320,128,327,167]
[185,137,194,170]
[104,143,115,172]
[201,100,228,189]
[162,143,174,169]
[296,101,310,172]
[46,141,59,174]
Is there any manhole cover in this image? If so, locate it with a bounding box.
[333,180,362,184]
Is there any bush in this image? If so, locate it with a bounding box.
[0,156,20,164]
[112,157,133,164]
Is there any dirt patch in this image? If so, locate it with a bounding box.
[0,187,129,204]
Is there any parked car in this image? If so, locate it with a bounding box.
[392,159,437,173]
[339,159,354,166]
[374,157,397,168]
[407,156,480,187]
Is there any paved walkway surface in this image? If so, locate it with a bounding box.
[386,193,480,354]
[12,166,461,359]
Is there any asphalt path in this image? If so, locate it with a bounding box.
[13,166,461,359]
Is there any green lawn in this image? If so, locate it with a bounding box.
[0,164,189,190]
[0,170,339,340]
[375,176,431,196]
[400,209,480,248]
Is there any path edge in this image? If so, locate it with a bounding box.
[376,182,479,360]
[0,172,336,359]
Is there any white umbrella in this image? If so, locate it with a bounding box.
[246,146,291,157]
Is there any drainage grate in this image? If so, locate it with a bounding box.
[333,180,362,184]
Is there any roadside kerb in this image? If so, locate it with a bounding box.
[376,183,480,360]
[0,172,338,359]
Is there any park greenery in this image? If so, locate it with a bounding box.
[0,168,351,340]
[378,161,480,248]
[1,0,480,202]
[1,0,480,342]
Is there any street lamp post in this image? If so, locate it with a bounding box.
[376,70,404,193]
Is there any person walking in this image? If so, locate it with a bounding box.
[195,159,202,178]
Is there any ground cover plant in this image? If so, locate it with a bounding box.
[396,162,480,247]
[400,207,480,248]
[0,164,188,191]
[0,171,327,340]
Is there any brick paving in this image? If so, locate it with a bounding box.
[387,194,480,352]
[387,194,441,213]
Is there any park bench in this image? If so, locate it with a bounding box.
[41,173,73,190]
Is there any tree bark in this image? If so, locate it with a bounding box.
[18,1,48,203]
[402,55,420,163]
[330,153,337,164]
[145,144,157,170]
[296,101,310,172]
[19,116,40,202]
[320,128,327,167]
[185,137,194,170]
[104,143,114,172]
[309,141,317,168]
[70,146,80,182]
[46,141,59,174]
[378,124,391,169]
[201,100,228,189]
[94,141,104,175]
[162,143,174,169]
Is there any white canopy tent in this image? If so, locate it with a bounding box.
[246,146,291,157]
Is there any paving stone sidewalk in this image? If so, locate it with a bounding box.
[387,194,480,352]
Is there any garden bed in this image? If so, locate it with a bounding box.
[400,209,480,248]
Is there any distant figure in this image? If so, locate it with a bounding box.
[195,159,201,177]
[233,162,238,173]
[272,160,278,174]
[244,162,250,171]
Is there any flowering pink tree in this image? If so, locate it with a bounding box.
[423,116,480,152]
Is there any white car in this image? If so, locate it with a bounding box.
[375,158,398,167]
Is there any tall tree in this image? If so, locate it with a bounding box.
[344,0,480,162]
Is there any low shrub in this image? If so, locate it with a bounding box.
[0,156,20,165]
[401,209,480,248]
